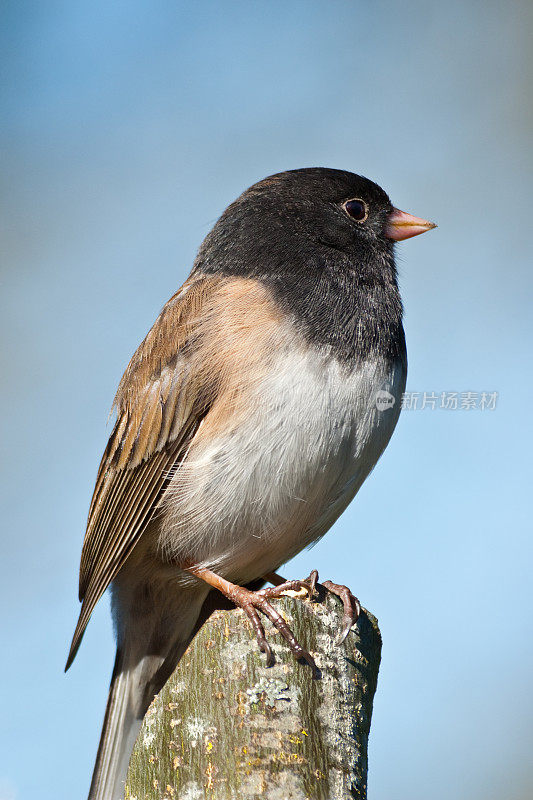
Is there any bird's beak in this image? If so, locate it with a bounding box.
[385,208,437,241]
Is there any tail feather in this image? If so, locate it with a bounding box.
[85,586,209,800]
[88,650,147,800]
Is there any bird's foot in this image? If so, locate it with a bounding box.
[259,570,318,600]
[185,565,318,675]
[265,569,361,644]
[321,578,361,643]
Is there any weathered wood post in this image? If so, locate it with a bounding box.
[125,590,381,800]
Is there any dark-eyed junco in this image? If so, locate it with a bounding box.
[66,167,435,800]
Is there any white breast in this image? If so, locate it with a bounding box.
[160,347,406,584]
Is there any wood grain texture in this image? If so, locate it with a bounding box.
[125,591,381,800]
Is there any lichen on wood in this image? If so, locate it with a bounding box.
[125,589,381,800]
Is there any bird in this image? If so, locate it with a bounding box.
[66,167,435,800]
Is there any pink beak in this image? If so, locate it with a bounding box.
[385,208,437,241]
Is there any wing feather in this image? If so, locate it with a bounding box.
[66,275,221,669]
[67,273,283,670]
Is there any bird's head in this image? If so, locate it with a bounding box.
[194,167,436,278]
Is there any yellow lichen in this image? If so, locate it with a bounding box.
[205,761,214,790]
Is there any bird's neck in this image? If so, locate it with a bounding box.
[262,253,406,367]
[194,241,405,367]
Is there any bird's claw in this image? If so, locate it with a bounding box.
[225,568,359,674]
[231,584,319,676]
[262,568,360,650]
[321,579,361,643]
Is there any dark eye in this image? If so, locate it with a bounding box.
[343,198,368,222]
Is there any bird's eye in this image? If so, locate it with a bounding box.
[343,199,368,222]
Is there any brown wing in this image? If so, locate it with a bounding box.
[65,274,223,669]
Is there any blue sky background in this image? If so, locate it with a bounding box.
[1,2,532,798]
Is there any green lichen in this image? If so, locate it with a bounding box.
[126,592,381,800]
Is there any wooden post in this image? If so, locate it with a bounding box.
[125,590,382,800]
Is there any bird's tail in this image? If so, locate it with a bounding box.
[87,587,208,800]
[87,648,143,800]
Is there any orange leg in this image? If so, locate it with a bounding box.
[184,564,318,675]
